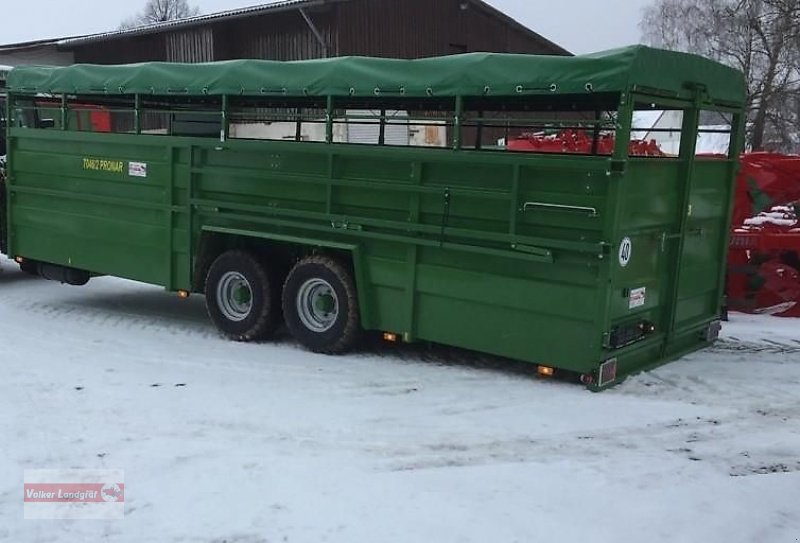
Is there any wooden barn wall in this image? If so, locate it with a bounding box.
[69,0,563,65]
[336,0,564,58]
[466,5,561,54]
[73,35,168,64]
[166,27,214,62]
[213,8,338,61]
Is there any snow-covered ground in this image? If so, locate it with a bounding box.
[0,257,798,543]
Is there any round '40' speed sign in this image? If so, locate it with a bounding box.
[618,237,632,267]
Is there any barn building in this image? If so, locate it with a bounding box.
[0,0,569,67]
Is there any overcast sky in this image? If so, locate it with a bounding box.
[2,0,653,54]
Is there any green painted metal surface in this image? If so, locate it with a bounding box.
[2,49,747,387]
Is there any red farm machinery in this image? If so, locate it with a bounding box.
[728,153,800,317]
[508,133,800,318]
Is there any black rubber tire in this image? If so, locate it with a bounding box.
[282,255,361,354]
[205,250,280,342]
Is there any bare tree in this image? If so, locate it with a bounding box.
[641,0,800,152]
[120,0,201,29]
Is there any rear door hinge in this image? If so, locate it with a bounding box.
[331,220,363,231]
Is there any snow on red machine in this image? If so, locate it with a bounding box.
[728,153,800,317]
[508,132,800,317]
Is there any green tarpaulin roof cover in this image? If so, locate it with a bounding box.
[8,46,746,105]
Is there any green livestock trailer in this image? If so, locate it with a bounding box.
[1,46,746,389]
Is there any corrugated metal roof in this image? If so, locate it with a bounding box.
[57,0,340,47]
[0,37,69,52]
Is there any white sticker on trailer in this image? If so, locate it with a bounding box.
[128,162,148,178]
[629,287,647,309]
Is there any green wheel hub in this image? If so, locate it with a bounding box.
[217,271,253,322]
[296,278,339,332]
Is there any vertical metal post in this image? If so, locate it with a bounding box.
[403,160,423,341]
[728,111,745,160]
[220,95,230,142]
[591,110,601,155]
[134,94,141,135]
[664,91,702,344]
[60,94,67,130]
[613,93,633,161]
[597,93,633,345]
[452,96,463,150]
[165,146,176,290]
[325,95,334,144]
[509,165,520,239]
[295,108,303,142]
[378,108,386,146]
[3,94,12,256]
[475,110,483,150]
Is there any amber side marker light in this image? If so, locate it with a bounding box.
[177,290,190,299]
[383,332,399,342]
[537,365,555,377]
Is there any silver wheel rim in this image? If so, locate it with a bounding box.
[296,278,339,333]
[216,271,253,322]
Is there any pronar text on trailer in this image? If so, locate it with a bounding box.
[0,46,747,388]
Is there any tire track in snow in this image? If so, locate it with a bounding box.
[712,338,800,354]
[375,409,800,478]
